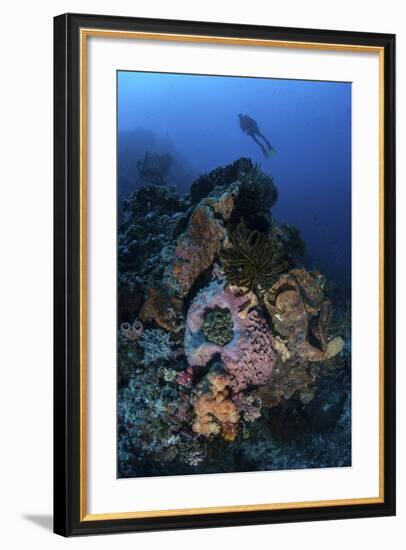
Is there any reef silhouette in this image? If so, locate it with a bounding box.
[117,158,351,477]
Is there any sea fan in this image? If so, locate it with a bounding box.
[137,151,173,186]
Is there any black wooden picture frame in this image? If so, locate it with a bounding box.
[54,12,396,536]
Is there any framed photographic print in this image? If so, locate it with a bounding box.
[53,13,396,536]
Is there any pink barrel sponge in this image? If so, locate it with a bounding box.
[224,310,276,392]
[184,281,276,392]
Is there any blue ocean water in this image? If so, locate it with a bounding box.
[117,71,351,289]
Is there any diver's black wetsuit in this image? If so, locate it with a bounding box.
[238,114,275,158]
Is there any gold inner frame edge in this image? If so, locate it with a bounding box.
[79,28,385,522]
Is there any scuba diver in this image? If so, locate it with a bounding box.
[238,113,276,158]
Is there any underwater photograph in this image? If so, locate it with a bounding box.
[117,70,352,478]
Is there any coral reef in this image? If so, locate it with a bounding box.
[117,156,351,477]
[139,177,240,340]
[117,361,204,474]
[190,157,253,204]
[118,183,189,292]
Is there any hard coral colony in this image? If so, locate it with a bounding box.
[117,159,351,477]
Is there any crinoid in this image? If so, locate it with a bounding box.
[237,164,278,215]
[222,221,287,292]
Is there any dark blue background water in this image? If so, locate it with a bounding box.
[118,71,351,288]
